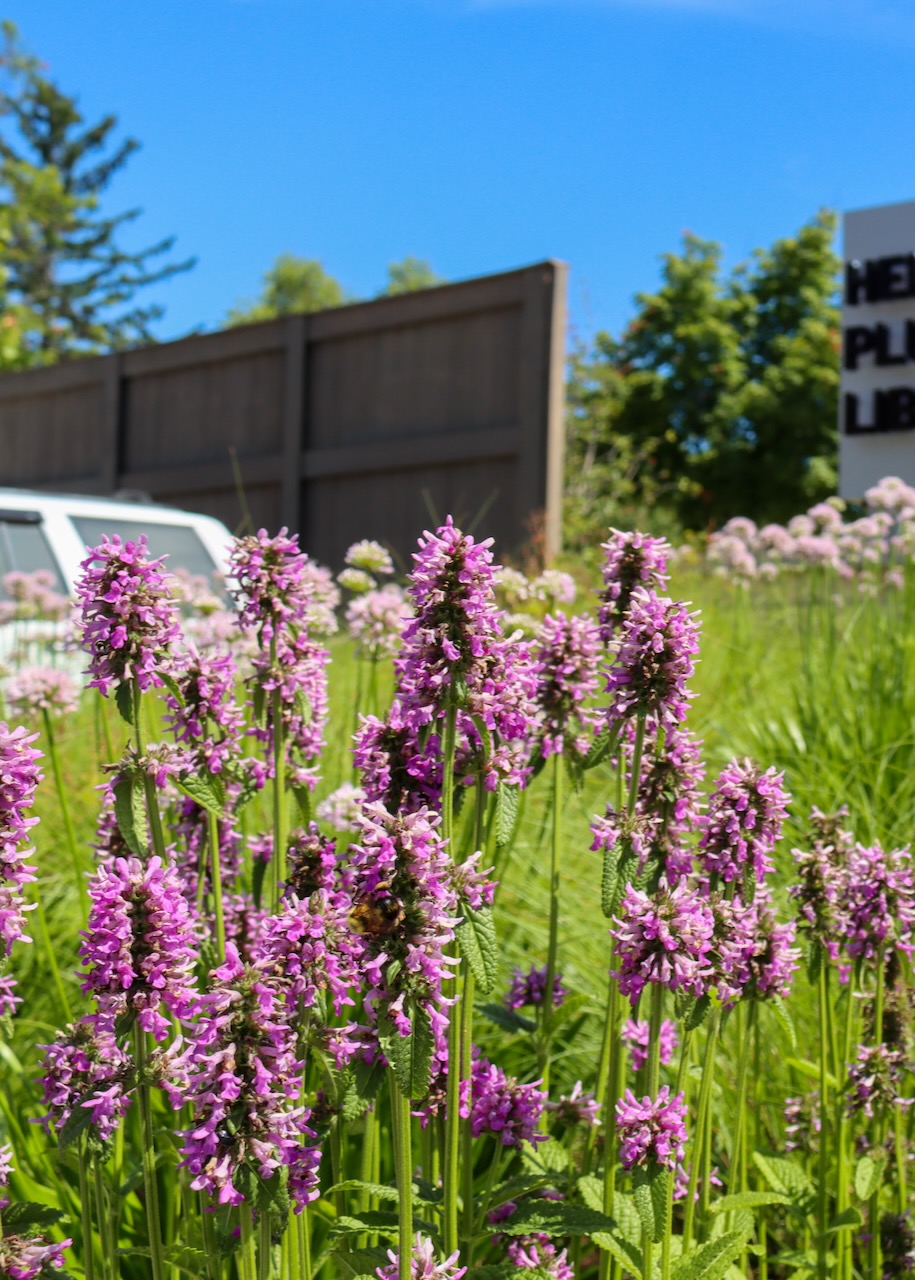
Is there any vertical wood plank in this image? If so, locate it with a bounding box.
[281,314,307,535]
[543,261,568,560]
[100,353,122,494]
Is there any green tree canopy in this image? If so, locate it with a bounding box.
[379,255,443,296]
[0,22,194,364]
[225,253,348,326]
[565,211,840,542]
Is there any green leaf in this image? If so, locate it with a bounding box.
[330,1211,436,1240]
[115,681,134,725]
[479,1003,536,1035]
[752,1153,815,1212]
[56,1094,97,1151]
[601,838,623,918]
[291,783,312,824]
[672,1230,752,1280]
[340,1056,386,1121]
[157,671,185,704]
[827,1207,863,1234]
[3,1201,64,1229]
[378,1006,435,1102]
[495,783,520,848]
[500,1200,620,1237]
[854,1151,888,1201]
[520,1137,569,1176]
[709,1191,791,1214]
[591,1228,643,1278]
[685,994,712,1032]
[784,1058,837,1089]
[326,1180,400,1203]
[177,770,227,816]
[456,903,499,994]
[333,1249,390,1279]
[113,772,149,857]
[768,994,797,1051]
[632,1163,669,1244]
[584,725,618,771]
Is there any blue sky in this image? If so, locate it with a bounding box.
[4,0,911,345]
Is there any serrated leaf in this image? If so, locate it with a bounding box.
[177,770,227,816]
[578,1174,604,1213]
[2,1202,64,1229]
[253,1168,290,1218]
[584,725,618,771]
[685,994,712,1032]
[827,1207,863,1233]
[592,1228,643,1278]
[378,1007,435,1102]
[115,681,134,725]
[480,1003,536,1034]
[709,1209,754,1241]
[56,1094,97,1151]
[520,1137,569,1175]
[499,1200,620,1237]
[157,671,185,704]
[291,783,312,824]
[330,1211,436,1240]
[456,903,498,994]
[854,1151,888,1201]
[673,1230,751,1280]
[341,1056,386,1121]
[327,1180,400,1203]
[113,773,148,857]
[709,1191,790,1214]
[601,839,623,918]
[495,783,520,849]
[752,1153,815,1212]
[334,1249,390,1279]
[768,994,797,1051]
[632,1163,669,1244]
[164,1246,209,1277]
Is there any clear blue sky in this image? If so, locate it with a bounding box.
[5,0,911,345]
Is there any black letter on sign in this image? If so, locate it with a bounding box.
[887,389,915,431]
[882,255,915,300]
[844,326,876,369]
[844,392,873,434]
[875,323,907,366]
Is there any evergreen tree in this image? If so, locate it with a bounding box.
[0,22,194,363]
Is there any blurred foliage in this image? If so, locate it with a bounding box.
[225,253,350,325]
[565,211,841,546]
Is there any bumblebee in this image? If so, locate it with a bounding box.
[348,883,405,937]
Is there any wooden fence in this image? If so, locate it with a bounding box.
[0,261,567,567]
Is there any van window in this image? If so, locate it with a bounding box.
[0,517,67,597]
[71,517,219,580]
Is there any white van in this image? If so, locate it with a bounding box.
[0,490,234,674]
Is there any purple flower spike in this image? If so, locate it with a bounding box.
[699,759,790,885]
[599,530,671,643]
[505,964,567,1011]
[616,1085,688,1170]
[790,809,855,959]
[75,535,182,696]
[164,644,244,775]
[846,1044,912,1119]
[39,1014,131,1144]
[0,723,42,957]
[841,841,915,964]
[534,612,601,759]
[468,1049,546,1147]
[376,1234,467,1280]
[604,589,700,732]
[6,667,80,720]
[611,882,715,1002]
[622,1017,679,1072]
[80,855,197,1041]
[507,1235,574,1279]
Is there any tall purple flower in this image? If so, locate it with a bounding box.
[376,1234,467,1280]
[840,841,915,965]
[506,1236,574,1280]
[505,964,567,1011]
[75,535,182,696]
[629,721,705,885]
[711,891,800,1005]
[598,530,671,644]
[616,1086,688,1170]
[38,1014,132,1144]
[0,1152,71,1277]
[164,644,244,775]
[698,759,790,886]
[229,527,311,638]
[846,1044,912,1119]
[468,1050,546,1147]
[533,612,601,759]
[604,589,700,733]
[345,803,460,1074]
[789,808,854,959]
[0,723,41,957]
[622,1018,679,1072]
[395,518,539,787]
[354,702,442,814]
[176,943,321,1209]
[611,882,715,1002]
[80,855,197,1041]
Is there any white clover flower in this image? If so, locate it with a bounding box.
[345,540,394,576]
[337,567,376,594]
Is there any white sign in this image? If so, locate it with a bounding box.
[839,200,915,498]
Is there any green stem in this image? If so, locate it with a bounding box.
[270,632,287,911]
[132,682,168,862]
[835,975,857,1280]
[390,1075,414,1280]
[42,708,87,915]
[683,1010,720,1251]
[627,713,647,818]
[208,809,226,962]
[31,889,72,1021]
[257,1212,273,1280]
[93,1158,110,1280]
[299,1210,312,1280]
[460,968,477,1264]
[816,966,831,1280]
[134,1026,167,1280]
[238,1207,256,1280]
[474,1145,504,1232]
[441,702,460,1257]
[540,751,563,1098]
[641,983,665,1280]
[597,972,622,1280]
[727,1002,755,1199]
[78,1143,97,1280]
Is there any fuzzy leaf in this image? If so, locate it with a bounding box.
[632,1163,669,1244]
[456,903,498,994]
[378,1006,435,1102]
[854,1152,888,1202]
[709,1191,791,1214]
[520,1137,569,1175]
[113,773,149,858]
[672,1230,751,1280]
[290,783,312,824]
[177,771,227,817]
[601,839,623,918]
[827,1207,864,1233]
[499,1200,620,1237]
[340,1056,386,1121]
[495,783,520,849]
[56,1095,98,1151]
[592,1229,643,1278]
[330,1211,436,1240]
[752,1153,815,1212]
[3,1202,64,1229]
[685,994,712,1032]
[115,681,134,725]
[768,994,797,1051]
[334,1249,390,1279]
[479,1003,536,1034]
[326,1180,400,1203]
[157,671,185,704]
[584,726,618,771]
